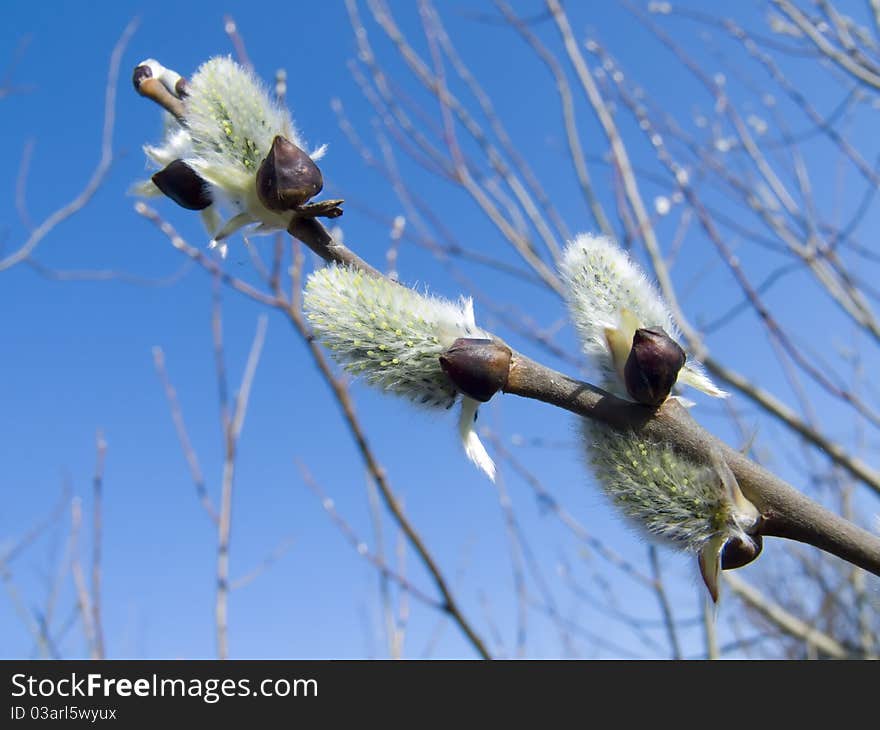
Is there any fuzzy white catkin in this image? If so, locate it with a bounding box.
[138,56,326,254]
[304,265,496,479]
[560,233,724,399]
[584,421,732,552]
[184,56,296,179]
[305,265,484,407]
[562,233,754,599]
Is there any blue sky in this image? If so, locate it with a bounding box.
[2,0,878,659]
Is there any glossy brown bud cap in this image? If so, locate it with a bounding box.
[721,533,763,570]
[152,160,212,210]
[132,63,153,91]
[623,327,686,406]
[439,338,511,403]
[256,135,323,212]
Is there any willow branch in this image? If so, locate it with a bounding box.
[286,216,880,579]
[502,350,880,577]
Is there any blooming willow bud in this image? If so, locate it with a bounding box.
[134,56,329,257]
[584,421,760,601]
[560,234,725,401]
[304,265,497,480]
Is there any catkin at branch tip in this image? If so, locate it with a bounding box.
[135,56,326,257]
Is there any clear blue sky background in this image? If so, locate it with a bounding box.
[2,1,878,658]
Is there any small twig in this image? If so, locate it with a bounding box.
[230,535,296,591]
[647,546,681,660]
[0,19,138,272]
[298,463,442,610]
[70,497,97,658]
[772,0,880,89]
[90,430,107,659]
[223,15,253,69]
[215,313,268,660]
[490,469,529,658]
[0,485,70,657]
[724,571,855,658]
[15,138,35,230]
[135,204,279,307]
[152,346,219,523]
[25,256,193,287]
[365,475,396,657]
[702,595,719,660]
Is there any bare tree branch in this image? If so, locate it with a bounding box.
[0,19,138,272]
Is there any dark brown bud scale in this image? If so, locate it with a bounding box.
[256,135,323,212]
[174,77,189,98]
[623,327,686,406]
[132,64,153,91]
[439,338,511,403]
[721,533,763,570]
[152,160,212,211]
[133,65,187,122]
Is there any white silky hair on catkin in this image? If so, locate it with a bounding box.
[136,56,328,257]
[560,233,726,399]
[560,233,675,355]
[304,265,496,480]
[185,56,295,177]
[584,419,729,552]
[581,416,760,601]
[304,264,486,407]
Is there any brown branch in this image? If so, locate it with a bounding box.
[137,206,491,658]
[501,350,880,576]
[282,200,880,578]
[282,296,491,659]
[287,217,382,276]
[580,33,880,493]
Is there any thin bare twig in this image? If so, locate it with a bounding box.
[152,346,219,523]
[136,205,491,657]
[0,19,138,271]
[647,546,681,660]
[230,535,296,591]
[216,313,268,659]
[70,498,97,658]
[90,430,107,659]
